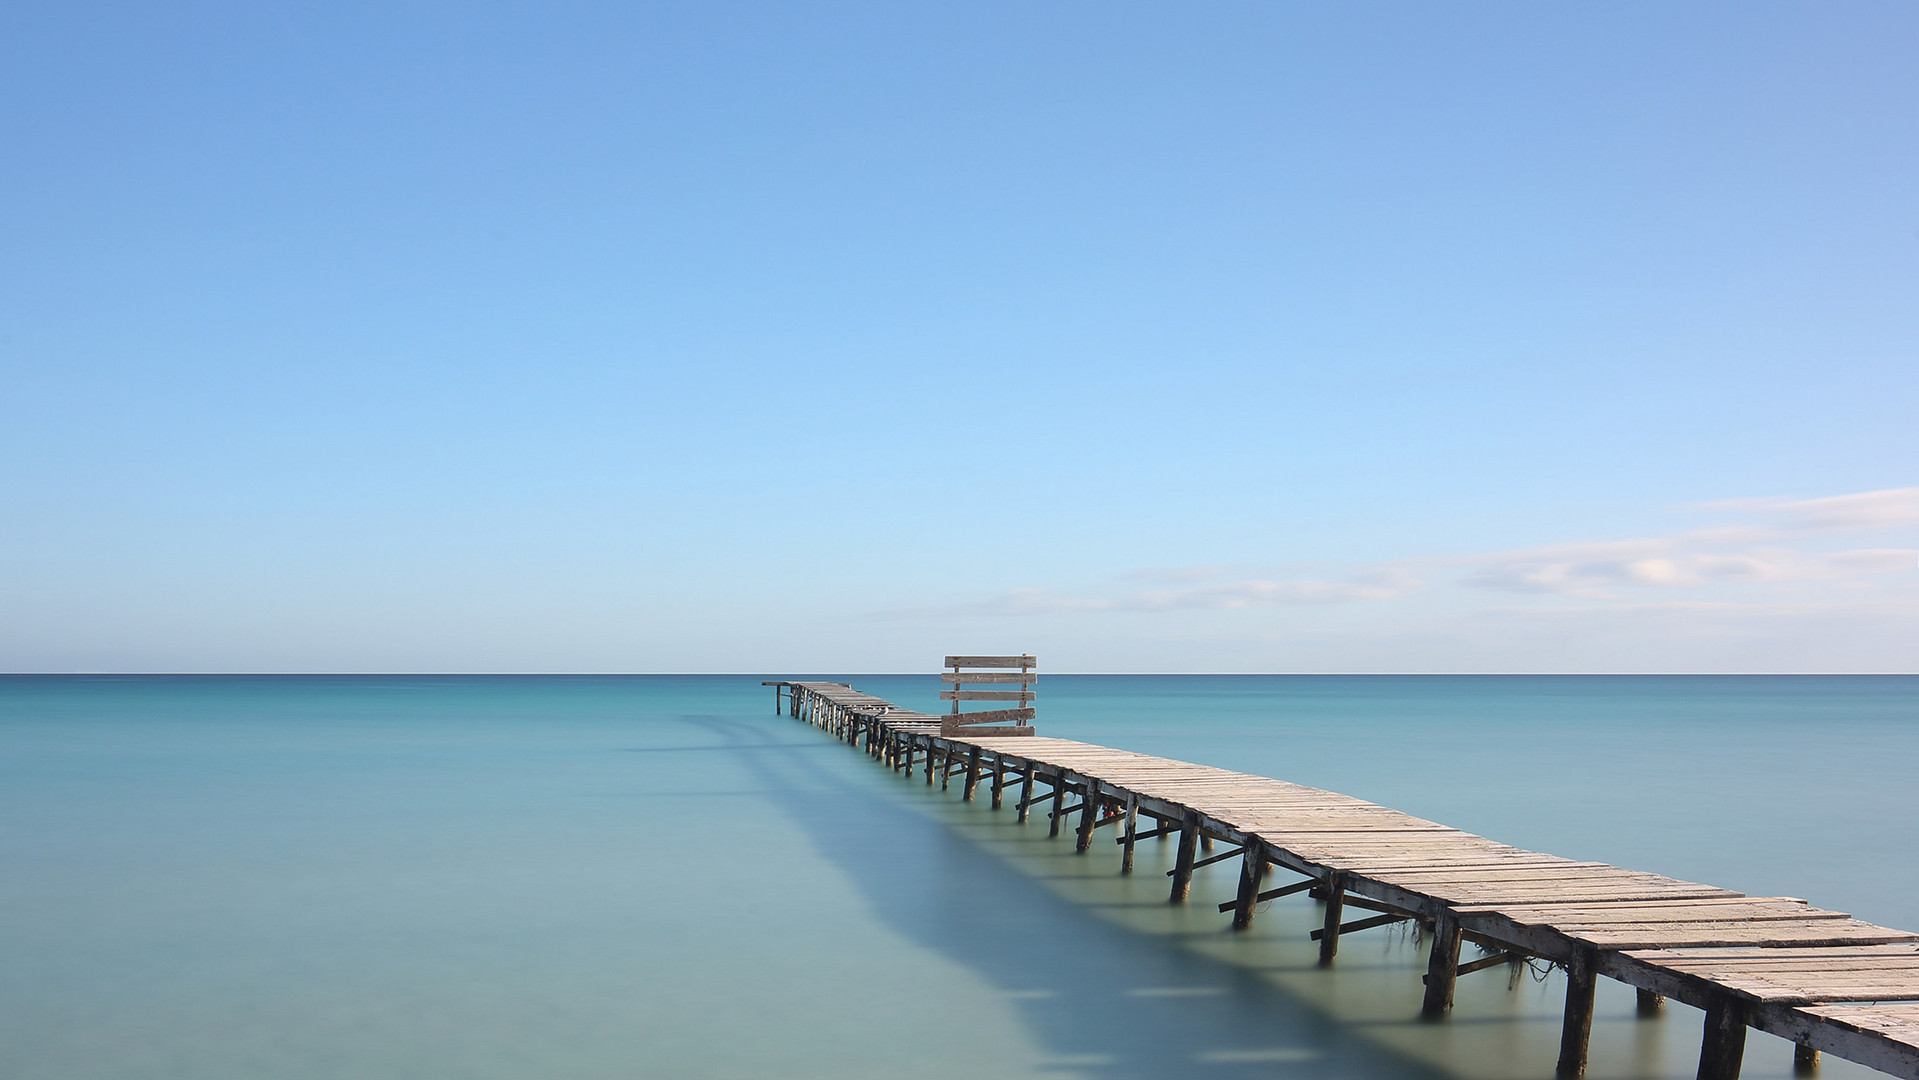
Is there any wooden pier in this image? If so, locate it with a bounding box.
[767,671,1919,1080]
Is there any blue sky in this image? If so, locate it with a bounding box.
[2,2,1914,672]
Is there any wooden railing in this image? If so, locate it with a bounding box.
[940,654,1036,736]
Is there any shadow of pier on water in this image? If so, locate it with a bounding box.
[681,712,1467,1080]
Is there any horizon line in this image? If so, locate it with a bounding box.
[4,671,1914,678]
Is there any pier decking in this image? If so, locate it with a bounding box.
[768,677,1919,1080]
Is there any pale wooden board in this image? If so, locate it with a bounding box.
[1562,920,1917,950]
[1798,1002,1919,1042]
[942,707,1036,726]
[1460,898,1847,923]
[1625,946,1919,1003]
[944,655,1036,668]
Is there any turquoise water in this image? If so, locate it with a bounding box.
[1,675,1914,1079]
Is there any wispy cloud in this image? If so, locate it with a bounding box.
[885,485,1917,619]
[889,567,1419,618]
[1695,486,1919,531]
[1463,542,1914,596]
[1459,486,1917,598]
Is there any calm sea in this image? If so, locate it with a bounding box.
[2,675,1914,1079]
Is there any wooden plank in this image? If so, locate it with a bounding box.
[1310,912,1411,941]
[1616,946,1919,1004]
[944,707,1036,727]
[941,690,1036,701]
[1457,898,1841,922]
[1797,1003,1919,1051]
[951,726,1036,738]
[1216,877,1317,912]
[1780,1004,1919,1080]
[941,672,1037,684]
[945,655,1036,668]
[1482,917,1915,952]
[1454,951,1525,979]
[1168,845,1245,875]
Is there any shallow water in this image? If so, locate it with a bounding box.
[1,675,1913,1079]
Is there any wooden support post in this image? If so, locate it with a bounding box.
[1016,766,1034,823]
[1422,911,1464,1019]
[1230,846,1267,930]
[1075,780,1100,853]
[1120,794,1138,874]
[990,755,1005,809]
[1170,815,1199,902]
[1697,996,1748,1080]
[925,745,937,786]
[1201,833,1214,853]
[1556,950,1598,1078]
[941,747,954,791]
[1793,1044,1819,1075]
[1638,988,1665,1016]
[961,746,981,801]
[1049,770,1066,838]
[900,738,914,775]
[1318,874,1345,966]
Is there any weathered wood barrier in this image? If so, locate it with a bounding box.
[767,675,1919,1080]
